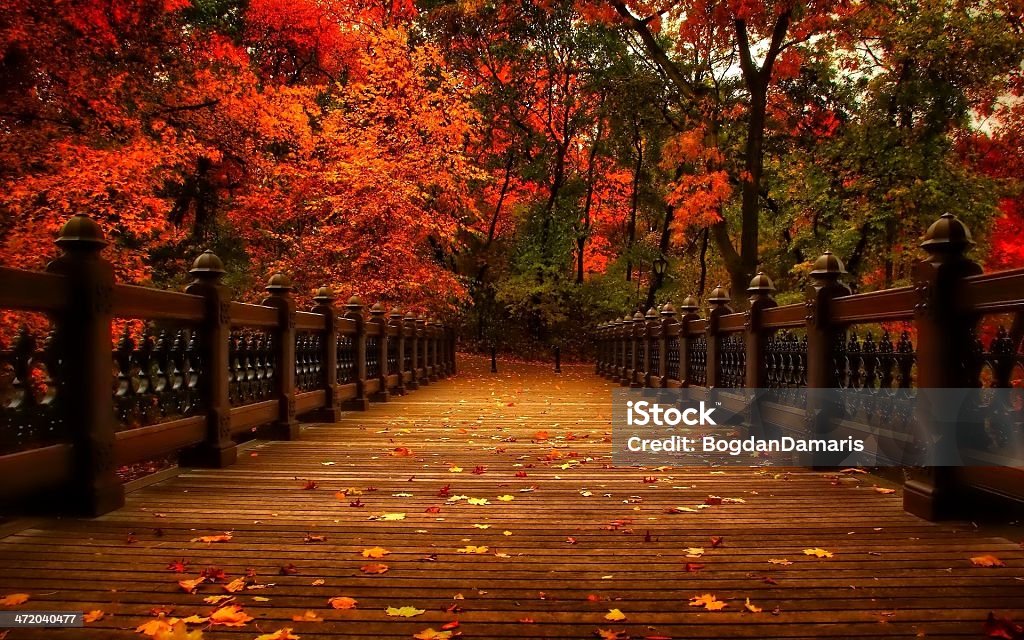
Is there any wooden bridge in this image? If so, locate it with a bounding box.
[2,214,1024,639]
[0,355,1022,639]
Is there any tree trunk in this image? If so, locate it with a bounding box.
[626,122,642,282]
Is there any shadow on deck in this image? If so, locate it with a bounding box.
[1,355,1022,639]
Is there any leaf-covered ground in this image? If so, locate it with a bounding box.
[1,355,1022,639]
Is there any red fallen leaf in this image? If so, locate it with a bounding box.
[167,559,190,573]
[472,466,486,474]
[279,564,299,575]
[301,479,318,490]
[437,484,452,498]
[126,532,137,544]
[685,563,704,572]
[350,498,366,507]
[440,621,460,630]
[446,604,461,614]
[710,536,724,548]
[586,594,602,602]
[534,430,549,441]
[566,537,578,545]
[304,533,327,543]
[390,447,413,457]
[762,576,779,585]
[642,476,658,484]
[425,506,442,514]
[515,471,528,478]
[985,612,1024,639]
[705,496,723,505]
[201,567,228,582]
[519,618,535,623]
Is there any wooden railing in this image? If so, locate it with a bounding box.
[594,213,1024,521]
[0,215,456,516]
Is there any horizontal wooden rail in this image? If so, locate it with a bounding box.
[0,215,458,516]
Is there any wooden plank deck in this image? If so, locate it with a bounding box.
[1,355,1023,639]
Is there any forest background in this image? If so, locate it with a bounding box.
[4,0,1024,357]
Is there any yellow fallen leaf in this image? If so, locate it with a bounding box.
[203,595,233,605]
[744,598,762,613]
[413,629,453,640]
[177,577,205,593]
[467,498,490,505]
[292,611,323,622]
[684,547,704,558]
[457,545,489,554]
[311,579,325,586]
[874,487,897,495]
[328,596,358,610]
[253,630,300,640]
[689,593,727,610]
[385,606,426,618]
[768,559,793,566]
[369,513,406,521]
[191,533,232,543]
[361,547,391,559]
[605,608,626,621]
[449,466,463,473]
[503,531,513,536]
[179,615,208,624]
[0,594,29,606]
[137,618,174,637]
[970,555,1006,567]
[83,610,105,622]
[803,548,834,558]
[497,495,515,502]
[223,578,246,593]
[153,620,203,640]
[472,524,491,529]
[208,605,253,627]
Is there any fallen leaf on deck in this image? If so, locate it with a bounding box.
[328,597,358,610]
[203,596,233,605]
[595,629,629,639]
[684,547,704,558]
[152,620,203,640]
[362,547,391,558]
[360,564,389,575]
[178,577,205,593]
[803,548,834,558]
[467,498,490,505]
[457,545,489,554]
[136,618,174,637]
[497,495,515,501]
[208,605,253,627]
[0,594,28,606]
[223,578,246,593]
[744,598,762,613]
[605,608,626,621]
[191,533,232,544]
[984,611,1024,639]
[413,629,453,640]
[689,593,727,610]
[874,487,896,494]
[83,610,105,622]
[971,555,1006,568]
[385,606,426,617]
[369,513,406,521]
[768,559,793,565]
[291,611,323,622]
[253,630,300,640]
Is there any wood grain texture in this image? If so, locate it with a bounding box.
[1,355,1022,639]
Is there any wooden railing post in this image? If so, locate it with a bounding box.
[803,252,853,466]
[405,313,420,391]
[312,286,341,422]
[428,318,441,381]
[617,316,630,382]
[179,250,238,469]
[370,303,390,402]
[904,213,982,520]
[46,215,125,515]
[643,307,658,387]
[390,308,407,395]
[659,303,677,387]
[342,296,370,410]
[628,311,645,387]
[706,285,733,389]
[745,273,777,389]
[260,273,299,439]
[678,296,700,386]
[416,316,431,386]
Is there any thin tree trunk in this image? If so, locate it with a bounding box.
[626,121,642,282]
